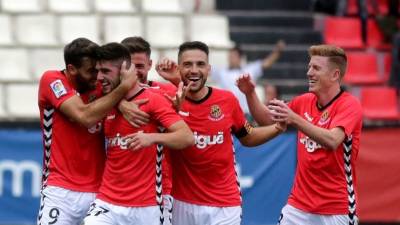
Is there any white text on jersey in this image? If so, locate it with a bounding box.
[194,131,224,149]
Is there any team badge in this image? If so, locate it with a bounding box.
[208,105,224,121]
[318,110,330,125]
[50,79,67,99]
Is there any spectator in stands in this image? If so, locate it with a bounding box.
[84,42,193,225]
[237,44,363,225]
[37,38,137,225]
[263,82,280,106]
[211,40,285,116]
[156,41,287,225]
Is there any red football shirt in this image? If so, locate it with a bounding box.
[171,87,247,206]
[38,70,105,192]
[287,91,362,214]
[147,80,177,195]
[98,88,182,206]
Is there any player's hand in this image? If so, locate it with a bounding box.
[118,99,150,128]
[119,60,137,91]
[124,131,154,151]
[236,73,256,95]
[156,58,181,86]
[164,81,193,111]
[268,99,291,123]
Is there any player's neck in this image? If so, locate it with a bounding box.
[125,84,143,100]
[63,70,78,91]
[316,85,342,108]
[186,86,209,101]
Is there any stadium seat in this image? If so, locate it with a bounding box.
[189,15,233,48]
[347,0,389,15]
[30,48,64,80]
[142,0,183,13]
[1,0,42,12]
[6,84,39,118]
[103,16,142,43]
[60,15,100,44]
[0,49,30,82]
[146,16,184,48]
[147,50,165,82]
[383,53,392,82]
[367,19,391,49]
[209,49,229,67]
[0,15,13,45]
[344,52,384,85]
[48,0,90,13]
[324,17,364,49]
[360,87,399,120]
[15,15,58,46]
[0,85,6,117]
[162,49,178,62]
[94,0,136,12]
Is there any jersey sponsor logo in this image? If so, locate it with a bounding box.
[304,112,313,122]
[208,105,224,121]
[49,79,67,99]
[194,131,224,149]
[178,111,189,117]
[318,111,331,125]
[300,136,322,152]
[107,133,129,150]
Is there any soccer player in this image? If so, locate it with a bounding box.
[83,42,194,225]
[121,36,177,225]
[156,41,286,225]
[237,44,363,225]
[37,38,137,225]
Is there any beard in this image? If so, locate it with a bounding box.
[76,74,96,93]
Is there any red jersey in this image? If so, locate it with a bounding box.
[38,70,105,192]
[147,80,177,195]
[171,87,248,206]
[98,88,182,206]
[147,80,177,97]
[287,91,362,215]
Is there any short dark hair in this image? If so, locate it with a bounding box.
[230,45,243,57]
[178,41,209,63]
[121,36,151,56]
[64,38,99,68]
[96,42,131,63]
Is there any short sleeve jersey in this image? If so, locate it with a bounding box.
[148,80,177,97]
[38,70,105,192]
[98,88,182,206]
[171,87,248,207]
[147,80,178,195]
[287,91,363,214]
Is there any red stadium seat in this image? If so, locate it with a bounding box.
[324,17,364,49]
[360,87,400,120]
[347,0,389,15]
[344,52,384,85]
[383,53,392,82]
[367,19,391,49]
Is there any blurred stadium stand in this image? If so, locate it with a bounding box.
[0,0,399,224]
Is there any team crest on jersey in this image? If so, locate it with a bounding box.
[208,105,224,121]
[50,79,67,99]
[318,111,331,125]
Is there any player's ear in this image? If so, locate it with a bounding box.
[66,64,78,76]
